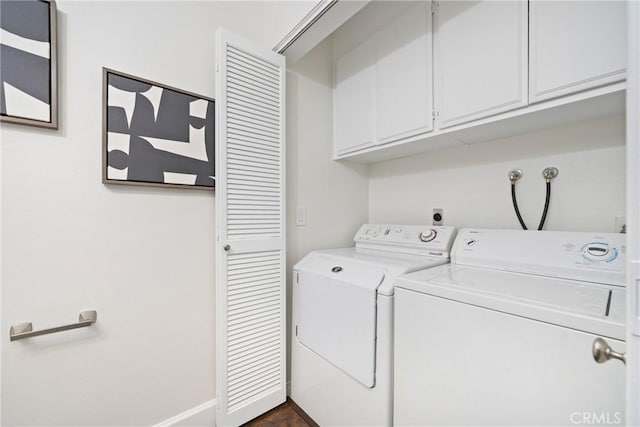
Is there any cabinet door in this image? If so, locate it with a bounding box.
[334,37,376,155]
[530,1,627,103]
[376,2,433,143]
[435,0,528,129]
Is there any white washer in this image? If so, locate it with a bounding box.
[395,228,627,426]
[291,224,457,426]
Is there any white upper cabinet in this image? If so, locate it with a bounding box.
[376,2,433,144]
[328,0,626,162]
[529,1,627,103]
[334,2,434,156]
[334,36,376,155]
[434,0,528,129]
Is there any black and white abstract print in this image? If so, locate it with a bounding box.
[105,70,215,189]
[0,0,53,124]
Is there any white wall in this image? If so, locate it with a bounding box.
[0,1,271,425]
[369,116,626,233]
[285,37,369,380]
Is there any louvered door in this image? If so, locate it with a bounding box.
[215,29,286,427]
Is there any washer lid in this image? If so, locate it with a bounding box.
[430,268,610,317]
[396,265,626,340]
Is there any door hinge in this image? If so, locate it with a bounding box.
[296,272,299,283]
[296,325,298,336]
[431,1,438,15]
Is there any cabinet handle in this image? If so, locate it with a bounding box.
[223,244,231,251]
[592,337,626,365]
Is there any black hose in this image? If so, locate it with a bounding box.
[537,181,551,230]
[511,183,528,230]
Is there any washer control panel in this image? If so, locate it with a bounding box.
[453,228,626,286]
[354,224,456,256]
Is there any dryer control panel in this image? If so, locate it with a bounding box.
[354,224,457,257]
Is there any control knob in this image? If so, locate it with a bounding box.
[581,242,617,262]
[419,229,437,242]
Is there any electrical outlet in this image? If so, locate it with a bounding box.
[433,208,444,226]
[614,215,626,233]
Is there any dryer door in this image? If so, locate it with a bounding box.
[296,253,384,387]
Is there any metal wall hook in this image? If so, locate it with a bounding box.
[9,310,97,342]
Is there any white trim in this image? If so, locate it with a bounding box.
[273,0,337,54]
[626,1,640,425]
[273,1,369,62]
[153,400,217,427]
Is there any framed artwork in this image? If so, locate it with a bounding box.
[102,68,215,190]
[0,0,58,129]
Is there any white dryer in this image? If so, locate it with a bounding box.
[291,224,457,426]
[394,228,627,426]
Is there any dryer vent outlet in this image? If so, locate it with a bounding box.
[433,208,444,226]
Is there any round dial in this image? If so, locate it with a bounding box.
[581,242,618,263]
[419,229,437,242]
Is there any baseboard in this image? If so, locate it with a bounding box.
[154,399,217,427]
[288,397,319,427]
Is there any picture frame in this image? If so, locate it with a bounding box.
[0,0,58,129]
[102,68,215,190]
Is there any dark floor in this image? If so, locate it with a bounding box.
[243,399,314,427]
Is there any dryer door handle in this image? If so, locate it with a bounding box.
[592,337,626,365]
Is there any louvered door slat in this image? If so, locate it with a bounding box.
[228,367,280,392]
[229,123,280,143]
[228,151,279,164]
[228,86,279,109]
[216,29,285,427]
[228,334,279,358]
[227,78,280,103]
[228,307,280,328]
[229,368,280,395]
[228,105,280,126]
[227,63,279,91]
[228,98,279,118]
[228,115,280,134]
[228,148,279,162]
[226,71,280,97]
[227,48,279,78]
[228,161,279,175]
[229,131,280,147]
[229,280,280,296]
[228,184,280,193]
[228,155,280,168]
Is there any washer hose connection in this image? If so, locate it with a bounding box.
[508,167,558,231]
[508,169,528,230]
[537,167,558,230]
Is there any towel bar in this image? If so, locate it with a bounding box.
[9,310,97,341]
